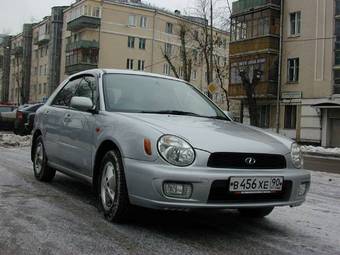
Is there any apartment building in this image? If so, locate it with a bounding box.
[8,24,33,105]
[280,0,340,147]
[229,0,281,125]
[60,0,229,104]
[30,6,67,103]
[0,35,11,102]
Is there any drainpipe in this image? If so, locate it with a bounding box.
[276,0,284,133]
[151,10,157,72]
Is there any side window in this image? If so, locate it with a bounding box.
[52,78,81,107]
[74,76,97,104]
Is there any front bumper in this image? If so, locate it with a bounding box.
[124,158,311,210]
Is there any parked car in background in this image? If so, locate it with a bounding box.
[14,103,44,135]
[0,105,17,131]
[31,69,310,223]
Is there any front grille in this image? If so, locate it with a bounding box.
[208,180,292,203]
[207,152,286,169]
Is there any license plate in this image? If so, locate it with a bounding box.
[229,176,283,194]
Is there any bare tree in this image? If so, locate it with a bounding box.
[162,22,193,82]
[213,54,230,110]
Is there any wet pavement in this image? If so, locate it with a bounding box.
[0,147,339,255]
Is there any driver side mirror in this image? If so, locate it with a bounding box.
[70,96,94,112]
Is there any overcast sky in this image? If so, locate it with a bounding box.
[0,0,202,35]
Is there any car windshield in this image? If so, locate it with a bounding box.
[103,74,229,120]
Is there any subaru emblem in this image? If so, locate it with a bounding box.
[245,157,256,165]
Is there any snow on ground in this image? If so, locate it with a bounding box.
[0,132,31,148]
[302,145,340,157]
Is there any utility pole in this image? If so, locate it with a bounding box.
[276,0,284,133]
[209,0,214,85]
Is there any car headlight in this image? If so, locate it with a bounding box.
[157,135,195,167]
[291,143,303,169]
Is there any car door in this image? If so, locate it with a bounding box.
[61,75,97,177]
[45,78,80,167]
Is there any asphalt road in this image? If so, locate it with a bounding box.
[0,147,339,255]
[304,155,340,174]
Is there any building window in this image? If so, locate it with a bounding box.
[128,15,137,27]
[44,64,47,75]
[139,38,146,49]
[192,70,197,80]
[163,63,171,76]
[39,84,42,94]
[290,12,301,36]
[140,16,147,28]
[164,43,172,55]
[284,105,297,129]
[128,36,135,48]
[257,105,270,128]
[138,60,145,71]
[126,59,134,70]
[334,70,340,85]
[43,83,47,94]
[165,22,173,34]
[39,65,43,75]
[287,58,299,83]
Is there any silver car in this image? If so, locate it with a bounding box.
[31,69,310,222]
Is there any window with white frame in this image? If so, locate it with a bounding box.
[126,59,134,70]
[128,15,137,27]
[164,43,172,55]
[140,16,147,28]
[192,70,197,80]
[139,38,146,49]
[163,63,171,75]
[290,12,301,36]
[128,36,135,48]
[165,22,173,34]
[138,60,145,71]
[287,58,299,82]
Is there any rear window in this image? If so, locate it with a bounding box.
[0,107,13,112]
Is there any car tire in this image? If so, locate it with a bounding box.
[98,150,131,223]
[33,136,56,182]
[238,207,274,218]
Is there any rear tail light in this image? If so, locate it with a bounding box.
[16,111,23,121]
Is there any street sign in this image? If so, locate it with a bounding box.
[281,91,302,99]
[208,83,217,94]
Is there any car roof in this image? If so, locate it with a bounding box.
[68,69,186,83]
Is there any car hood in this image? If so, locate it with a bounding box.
[119,113,292,154]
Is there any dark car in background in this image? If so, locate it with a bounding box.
[14,103,44,135]
[0,105,17,131]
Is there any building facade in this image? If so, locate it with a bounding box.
[0,35,12,102]
[60,0,229,105]
[229,0,281,126]
[229,0,340,147]
[280,0,339,146]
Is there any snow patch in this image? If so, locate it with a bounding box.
[302,145,340,156]
[0,133,32,148]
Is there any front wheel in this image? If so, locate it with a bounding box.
[33,136,56,182]
[238,207,274,218]
[98,150,131,223]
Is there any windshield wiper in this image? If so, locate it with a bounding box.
[140,110,203,117]
[140,110,229,121]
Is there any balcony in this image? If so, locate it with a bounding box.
[65,48,99,75]
[10,46,23,57]
[67,16,100,32]
[229,81,277,98]
[230,37,279,55]
[34,34,50,45]
[66,40,99,52]
[232,0,281,15]
[65,62,98,75]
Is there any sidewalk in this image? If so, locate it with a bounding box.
[304,154,340,174]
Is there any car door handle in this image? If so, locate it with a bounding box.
[64,114,72,123]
